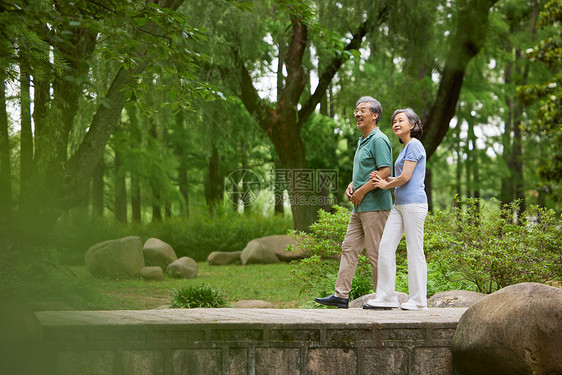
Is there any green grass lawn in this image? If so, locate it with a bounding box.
[61,262,318,311]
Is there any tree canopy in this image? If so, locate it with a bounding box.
[0,0,559,240]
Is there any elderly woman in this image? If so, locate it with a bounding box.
[363,108,429,311]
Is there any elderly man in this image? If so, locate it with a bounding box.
[314,96,392,308]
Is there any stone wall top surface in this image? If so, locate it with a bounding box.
[36,308,467,328]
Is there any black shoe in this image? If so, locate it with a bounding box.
[314,294,349,309]
[363,304,394,310]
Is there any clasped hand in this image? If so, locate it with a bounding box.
[370,171,388,189]
[346,182,366,205]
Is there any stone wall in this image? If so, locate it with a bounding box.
[35,308,466,375]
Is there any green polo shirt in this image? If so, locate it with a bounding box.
[352,127,393,212]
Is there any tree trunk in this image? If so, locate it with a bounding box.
[126,103,142,223]
[0,78,12,216]
[63,62,150,208]
[422,0,499,160]
[425,167,433,213]
[501,61,515,206]
[235,12,376,230]
[205,143,222,214]
[468,119,480,200]
[173,111,189,219]
[465,119,472,199]
[19,61,33,198]
[114,149,127,224]
[131,175,141,223]
[454,126,462,204]
[92,157,105,216]
[152,185,162,222]
[273,159,284,215]
[177,163,189,219]
[512,49,526,214]
[62,0,186,209]
[241,143,252,213]
[513,103,524,213]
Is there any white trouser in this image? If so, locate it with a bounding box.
[375,203,428,307]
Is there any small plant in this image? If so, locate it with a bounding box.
[350,257,375,299]
[170,284,227,308]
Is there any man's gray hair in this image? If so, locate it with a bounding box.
[356,96,382,124]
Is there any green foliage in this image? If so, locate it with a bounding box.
[291,200,561,301]
[289,207,376,300]
[0,239,103,310]
[145,212,292,261]
[289,206,350,258]
[289,206,348,296]
[428,198,562,294]
[170,284,227,308]
[349,255,376,299]
[394,260,478,296]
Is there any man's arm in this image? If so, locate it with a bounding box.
[349,166,391,205]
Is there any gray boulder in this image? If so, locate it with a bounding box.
[451,282,562,375]
[166,256,198,279]
[428,290,485,308]
[143,238,177,269]
[253,235,306,261]
[241,240,280,265]
[85,236,145,277]
[349,292,409,308]
[207,251,242,265]
[240,234,306,265]
[139,266,165,281]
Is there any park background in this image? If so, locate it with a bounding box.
[0,0,560,310]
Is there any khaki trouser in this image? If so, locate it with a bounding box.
[334,210,390,299]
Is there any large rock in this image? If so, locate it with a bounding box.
[349,292,409,308]
[166,256,198,279]
[139,266,165,281]
[451,282,562,375]
[207,251,242,265]
[143,238,177,269]
[241,240,280,265]
[256,235,306,261]
[428,290,485,308]
[240,234,305,264]
[85,236,145,277]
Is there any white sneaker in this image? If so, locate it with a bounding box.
[400,301,428,311]
[365,298,400,308]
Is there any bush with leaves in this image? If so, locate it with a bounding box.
[289,206,376,300]
[170,284,227,308]
[291,200,561,300]
[428,198,562,294]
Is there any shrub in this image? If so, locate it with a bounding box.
[428,198,562,294]
[290,200,561,300]
[145,212,292,261]
[170,284,227,308]
[289,206,375,300]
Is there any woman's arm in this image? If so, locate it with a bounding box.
[371,160,417,189]
[350,166,391,205]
